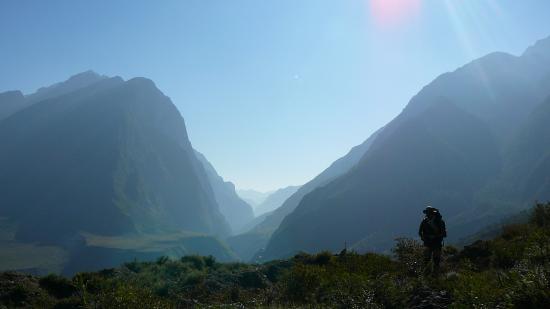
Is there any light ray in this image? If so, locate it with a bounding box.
[443,0,496,101]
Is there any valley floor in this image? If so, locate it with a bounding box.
[1,203,550,308]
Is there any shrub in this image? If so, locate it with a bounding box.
[280,263,325,303]
[204,255,216,267]
[238,270,267,289]
[39,274,77,298]
[393,237,424,275]
[6,283,30,305]
[530,202,550,228]
[93,283,169,308]
[181,255,206,270]
[51,296,82,309]
[450,270,509,308]
[124,259,142,272]
[155,256,169,265]
[312,251,333,265]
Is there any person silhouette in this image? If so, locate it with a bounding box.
[418,206,447,271]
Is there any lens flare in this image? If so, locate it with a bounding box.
[370,0,422,27]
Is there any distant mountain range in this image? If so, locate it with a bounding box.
[0,72,249,274]
[194,150,255,233]
[226,134,385,261]
[253,186,300,216]
[237,189,272,207]
[257,36,550,261]
[228,130,381,260]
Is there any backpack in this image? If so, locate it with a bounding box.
[422,213,446,239]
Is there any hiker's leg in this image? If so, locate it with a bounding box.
[433,246,442,269]
[423,246,432,265]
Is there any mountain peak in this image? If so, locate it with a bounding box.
[126,77,157,88]
[0,90,24,101]
[65,70,106,84]
[522,35,550,57]
[122,77,166,100]
[27,70,109,103]
[0,90,26,120]
[60,70,108,90]
[53,70,107,88]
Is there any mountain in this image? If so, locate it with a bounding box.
[264,99,500,258]
[260,36,550,260]
[254,186,300,216]
[504,95,550,203]
[194,150,255,234]
[237,189,272,207]
[252,129,381,234]
[25,70,108,104]
[0,72,235,273]
[0,71,107,122]
[227,131,381,261]
[0,91,25,120]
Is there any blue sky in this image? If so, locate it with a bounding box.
[1,1,550,191]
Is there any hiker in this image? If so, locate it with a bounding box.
[418,206,447,270]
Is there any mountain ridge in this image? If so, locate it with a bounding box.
[0,72,238,273]
[194,150,255,234]
[259,35,550,261]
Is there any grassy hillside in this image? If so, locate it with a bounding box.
[1,202,549,308]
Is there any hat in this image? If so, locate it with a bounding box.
[423,206,437,214]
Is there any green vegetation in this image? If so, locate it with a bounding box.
[1,203,549,308]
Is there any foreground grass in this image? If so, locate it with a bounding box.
[1,203,550,308]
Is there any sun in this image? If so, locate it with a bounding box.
[369,0,422,28]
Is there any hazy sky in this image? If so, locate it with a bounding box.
[1,1,550,191]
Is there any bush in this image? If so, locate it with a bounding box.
[450,270,509,307]
[530,202,550,228]
[459,240,492,269]
[280,263,325,303]
[93,283,169,308]
[39,274,76,299]
[204,255,216,267]
[51,296,82,309]
[6,283,30,305]
[311,251,333,265]
[393,238,424,275]
[155,256,169,265]
[180,255,206,270]
[238,270,267,289]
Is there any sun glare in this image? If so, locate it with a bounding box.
[370,0,422,27]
